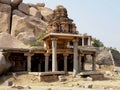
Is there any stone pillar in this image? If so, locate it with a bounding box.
[73,39,78,76]
[63,54,68,73]
[78,54,81,72]
[82,37,84,46]
[44,53,50,72]
[38,63,41,72]
[92,54,96,71]
[88,37,91,46]
[24,53,34,72]
[51,38,57,72]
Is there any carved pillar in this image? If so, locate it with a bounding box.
[24,53,34,72]
[78,54,81,72]
[44,53,50,72]
[88,37,91,46]
[82,37,84,46]
[73,39,78,76]
[92,54,96,71]
[63,54,68,73]
[51,38,57,71]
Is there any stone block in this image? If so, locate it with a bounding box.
[18,3,29,15]
[29,7,38,16]
[83,83,93,88]
[58,76,66,82]
[11,0,23,8]
[12,9,27,17]
[40,75,58,82]
[4,81,13,86]
[0,0,11,5]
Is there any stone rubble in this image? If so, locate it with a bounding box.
[105,71,113,76]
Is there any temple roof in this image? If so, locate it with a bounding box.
[46,5,78,34]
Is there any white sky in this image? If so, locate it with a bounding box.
[24,0,120,51]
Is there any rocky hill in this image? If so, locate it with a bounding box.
[0,0,53,46]
[96,47,120,68]
[111,48,120,67]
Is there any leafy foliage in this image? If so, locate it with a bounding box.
[30,31,45,46]
[92,38,104,47]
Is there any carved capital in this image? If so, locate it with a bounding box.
[63,53,69,57]
[44,53,50,57]
[72,38,79,43]
[24,53,34,56]
[51,38,58,41]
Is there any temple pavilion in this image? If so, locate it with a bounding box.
[0,5,96,76]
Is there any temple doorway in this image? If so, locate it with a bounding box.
[9,53,27,72]
[31,54,45,72]
[57,54,64,71]
[67,54,73,71]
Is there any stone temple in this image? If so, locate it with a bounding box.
[0,5,98,77]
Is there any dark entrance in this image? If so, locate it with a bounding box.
[81,56,85,71]
[67,54,73,71]
[9,53,27,72]
[49,55,52,71]
[31,54,45,72]
[57,54,64,71]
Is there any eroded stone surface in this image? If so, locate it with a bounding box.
[0,3,11,33]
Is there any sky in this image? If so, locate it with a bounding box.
[24,0,120,51]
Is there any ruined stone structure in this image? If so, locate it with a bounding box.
[0,5,96,76]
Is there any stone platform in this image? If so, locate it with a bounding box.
[79,71,104,80]
[35,71,65,82]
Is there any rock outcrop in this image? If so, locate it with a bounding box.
[96,47,120,68]
[0,32,28,48]
[18,3,29,15]
[0,52,11,74]
[96,48,113,65]
[11,0,23,9]
[37,7,53,22]
[0,0,53,46]
[0,0,11,5]
[111,49,120,67]
[0,3,11,33]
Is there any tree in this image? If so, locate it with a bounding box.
[92,38,104,47]
[30,31,45,46]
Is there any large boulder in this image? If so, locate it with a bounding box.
[29,7,39,16]
[11,15,47,45]
[36,3,45,7]
[11,15,27,36]
[25,16,47,32]
[0,52,6,74]
[111,49,120,67]
[0,3,11,33]
[0,0,11,5]
[37,7,53,22]
[11,15,35,45]
[0,32,28,48]
[16,31,36,45]
[11,0,23,9]
[0,52,11,74]
[28,3,45,9]
[12,9,27,17]
[18,3,29,15]
[96,49,113,65]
